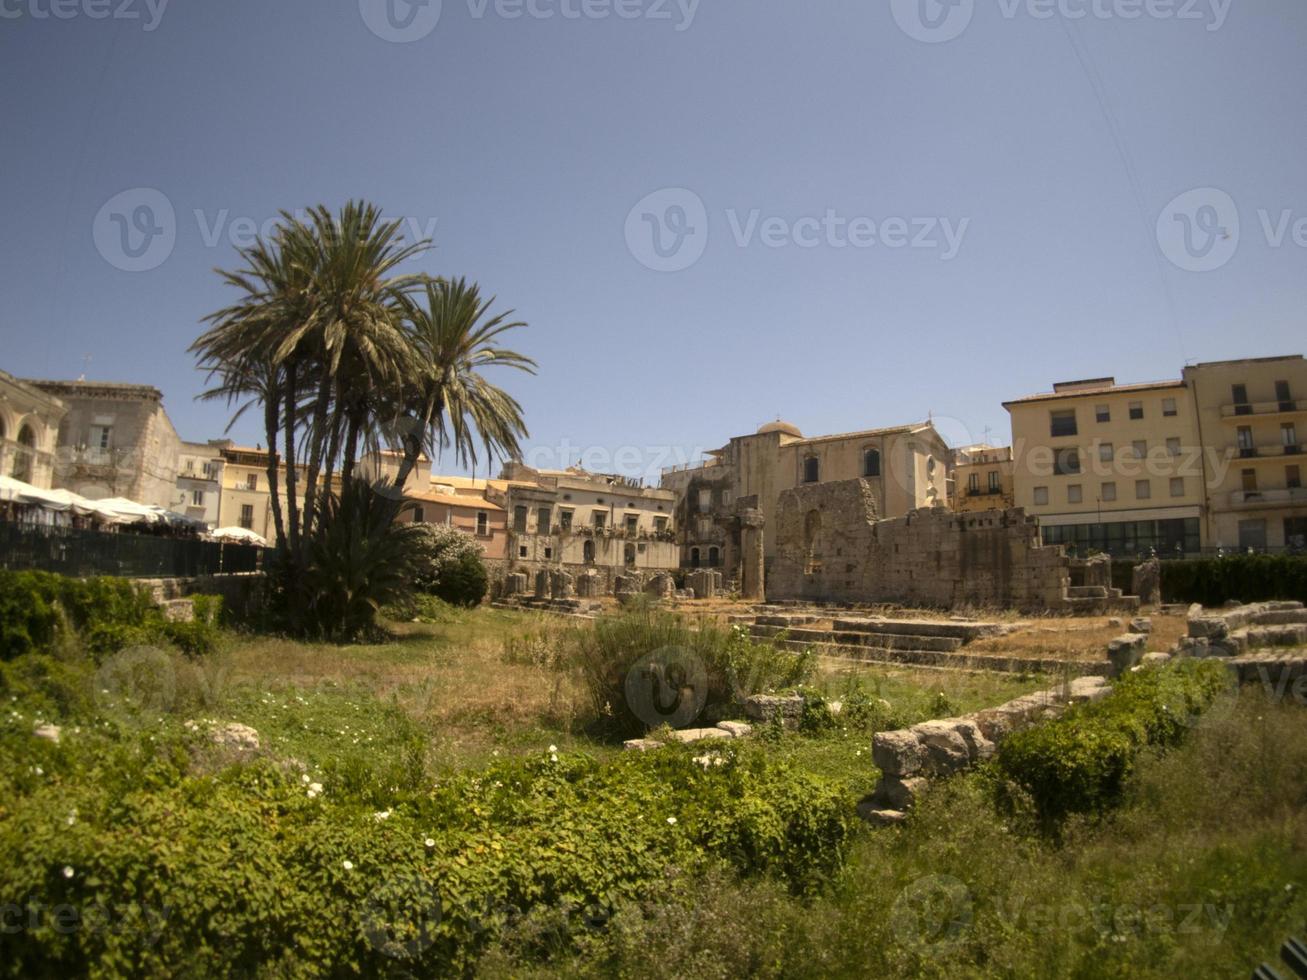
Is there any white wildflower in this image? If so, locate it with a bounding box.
[373,809,392,822]
[61,866,74,879]
[666,816,677,826]
[342,860,354,871]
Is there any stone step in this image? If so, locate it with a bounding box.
[767,636,1110,676]
[1068,585,1109,599]
[830,618,1007,643]
[749,625,964,653]
[1065,595,1141,614]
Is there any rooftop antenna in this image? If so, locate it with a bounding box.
[982,425,994,445]
[77,353,91,382]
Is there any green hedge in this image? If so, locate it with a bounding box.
[996,660,1229,823]
[0,571,221,661]
[0,735,849,977]
[1114,554,1307,606]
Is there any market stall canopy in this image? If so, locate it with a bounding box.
[0,478,206,528]
[210,526,268,546]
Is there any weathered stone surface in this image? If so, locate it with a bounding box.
[667,727,730,744]
[1129,616,1152,634]
[1132,558,1162,606]
[1107,633,1147,676]
[872,729,926,776]
[909,720,971,774]
[645,572,676,599]
[33,723,61,743]
[210,722,260,752]
[716,720,752,738]
[574,570,602,598]
[743,693,804,724]
[856,800,907,826]
[1141,651,1172,667]
[534,570,551,600]
[160,598,195,623]
[550,570,574,600]
[879,775,930,810]
[1187,615,1229,640]
[1066,676,1111,703]
[503,572,529,596]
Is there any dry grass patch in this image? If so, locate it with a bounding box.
[968,612,1185,662]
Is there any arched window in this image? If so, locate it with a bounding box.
[624,543,636,567]
[803,456,819,484]
[583,539,596,563]
[863,448,881,477]
[708,546,720,567]
[11,424,35,483]
[690,547,700,568]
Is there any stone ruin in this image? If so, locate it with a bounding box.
[769,479,1072,611]
[644,572,676,599]
[1132,557,1161,607]
[686,568,724,600]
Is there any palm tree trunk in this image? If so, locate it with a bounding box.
[341,413,361,485]
[300,373,333,540]
[321,418,342,516]
[283,365,301,559]
[263,374,287,550]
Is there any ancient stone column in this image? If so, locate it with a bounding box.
[739,508,765,601]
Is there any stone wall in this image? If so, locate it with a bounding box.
[768,479,1070,610]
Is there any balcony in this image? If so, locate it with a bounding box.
[1220,399,1306,421]
[965,487,1006,497]
[1230,444,1305,461]
[1228,487,1307,509]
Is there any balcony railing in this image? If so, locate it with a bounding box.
[964,487,1006,497]
[1220,399,1304,420]
[1231,444,1304,461]
[1228,487,1307,508]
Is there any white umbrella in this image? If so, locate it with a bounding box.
[210,526,268,546]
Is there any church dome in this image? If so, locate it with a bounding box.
[757,419,802,438]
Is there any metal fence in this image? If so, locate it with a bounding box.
[0,522,271,579]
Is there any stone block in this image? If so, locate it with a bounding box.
[742,693,804,725]
[716,721,752,738]
[909,720,971,775]
[1107,633,1147,676]
[1129,616,1152,634]
[872,729,926,776]
[878,775,930,810]
[668,727,730,744]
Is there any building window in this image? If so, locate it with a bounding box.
[1276,380,1295,410]
[239,504,254,529]
[863,448,881,477]
[624,543,637,567]
[1095,404,1110,423]
[593,511,606,529]
[1237,426,1255,456]
[1098,442,1114,463]
[690,547,700,567]
[803,456,820,483]
[1132,440,1147,459]
[559,509,573,531]
[90,424,112,450]
[1166,437,1181,457]
[1162,397,1178,417]
[544,546,552,560]
[1238,518,1267,550]
[1283,423,1300,452]
[1050,410,1077,438]
[1033,486,1049,506]
[1169,477,1185,498]
[1135,479,1151,500]
[246,473,257,491]
[625,514,638,535]
[1067,484,1083,504]
[1287,465,1302,489]
[476,511,488,536]
[191,490,205,507]
[184,459,195,474]
[1232,383,1250,413]
[708,546,720,567]
[987,470,1000,492]
[1101,481,1117,502]
[1128,400,1144,420]
[583,539,596,563]
[653,516,668,533]
[537,506,551,531]
[696,488,711,511]
[513,506,528,533]
[1241,468,1258,493]
[1053,448,1080,476]
[967,472,979,493]
[202,461,215,478]
[519,545,528,558]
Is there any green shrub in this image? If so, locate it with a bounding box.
[410,524,488,606]
[1116,553,1307,605]
[570,609,814,737]
[0,572,155,661]
[996,659,1229,824]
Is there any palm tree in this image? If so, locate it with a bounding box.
[390,277,536,489]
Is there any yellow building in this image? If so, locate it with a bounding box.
[1182,355,1307,552]
[950,444,1014,512]
[660,419,950,574]
[214,444,310,543]
[1004,377,1204,556]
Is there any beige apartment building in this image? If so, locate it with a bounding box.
[0,369,66,489]
[1004,377,1204,556]
[660,419,950,578]
[1183,356,1307,552]
[950,444,1014,513]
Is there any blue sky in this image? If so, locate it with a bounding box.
[2,0,1305,481]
